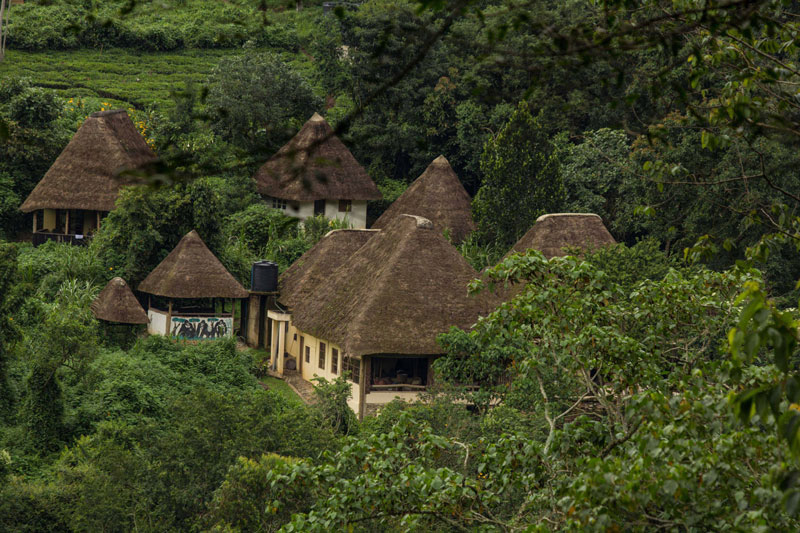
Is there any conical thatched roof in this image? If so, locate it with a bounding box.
[253,113,382,202]
[291,214,497,357]
[91,277,149,324]
[372,155,474,243]
[20,110,157,213]
[138,230,248,299]
[510,213,616,259]
[278,228,377,309]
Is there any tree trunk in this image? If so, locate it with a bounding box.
[296,0,302,12]
[0,0,7,63]
[0,0,9,63]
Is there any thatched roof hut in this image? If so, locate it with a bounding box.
[510,213,616,259]
[279,228,377,309]
[138,230,248,299]
[253,113,382,202]
[291,214,496,357]
[20,110,157,213]
[372,155,474,243]
[91,277,148,324]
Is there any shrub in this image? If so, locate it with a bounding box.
[8,88,61,128]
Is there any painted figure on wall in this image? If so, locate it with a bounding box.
[171,317,231,340]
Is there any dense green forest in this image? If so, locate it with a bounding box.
[2,0,800,530]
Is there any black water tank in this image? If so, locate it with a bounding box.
[251,261,278,292]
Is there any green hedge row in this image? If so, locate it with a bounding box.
[5,2,303,51]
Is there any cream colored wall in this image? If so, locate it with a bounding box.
[276,199,367,229]
[295,331,344,383]
[291,201,315,220]
[42,209,56,231]
[323,200,367,229]
[365,391,424,405]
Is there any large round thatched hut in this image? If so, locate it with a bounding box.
[138,230,248,340]
[253,113,382,228]
[20,109,157,246]
[283,214,498,418]
[372,155,475,243]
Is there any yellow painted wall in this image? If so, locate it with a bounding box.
[288,326,362,411]
[42,209,56,231]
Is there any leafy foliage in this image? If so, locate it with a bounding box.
[206,49,321,155]
[473,102,565,246]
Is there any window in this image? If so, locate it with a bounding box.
[344,356,360,383]
[332,348,339,374]
[314,199,326,216]
[338,200,351,213]
[301,337,306,363]
[270,197,287,210]
[319,342,326,370]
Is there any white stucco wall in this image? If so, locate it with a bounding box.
[271,199,368,229]
[147,309,167,335]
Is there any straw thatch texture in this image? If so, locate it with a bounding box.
[138,230,248,299]
[254,113,382,202]
[510,213,616,259]
[372,155,475,243]
[279,229,377,309]
[20,110,157,213]
[291,214,497,357]
[91,277,149,324]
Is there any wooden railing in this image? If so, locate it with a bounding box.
[32,232,90,247]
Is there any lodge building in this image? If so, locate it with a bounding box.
[20,109,157,245]
[253,113,382,229]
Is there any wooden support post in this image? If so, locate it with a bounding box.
[96,211,101,231]
[167,300,173,337]
[32,210,37,233]
[358,355,367,421]
[64,210,70,235]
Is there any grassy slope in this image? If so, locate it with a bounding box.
[0,1,321,110]
[0,49,237,109]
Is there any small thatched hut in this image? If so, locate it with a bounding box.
[91,277,148,324]
[138,230,248,340]
[283,214,497,418]
[20,109,156,245]
[510,213,616,259]
[253,113,381,228]
[372,155,475,243]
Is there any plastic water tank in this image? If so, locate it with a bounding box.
[251,261,278,292]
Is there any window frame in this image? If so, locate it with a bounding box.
[338,200,352,213]
[343,356,360,383]
[319,342,326,370]
[331,347,339,374]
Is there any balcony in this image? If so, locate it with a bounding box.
[32,232,91,247]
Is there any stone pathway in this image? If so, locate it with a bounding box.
[268,369,317,405]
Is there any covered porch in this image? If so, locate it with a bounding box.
[31,208,105,246]
[358,354,436,415]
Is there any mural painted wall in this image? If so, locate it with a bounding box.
[171,316,232,340]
